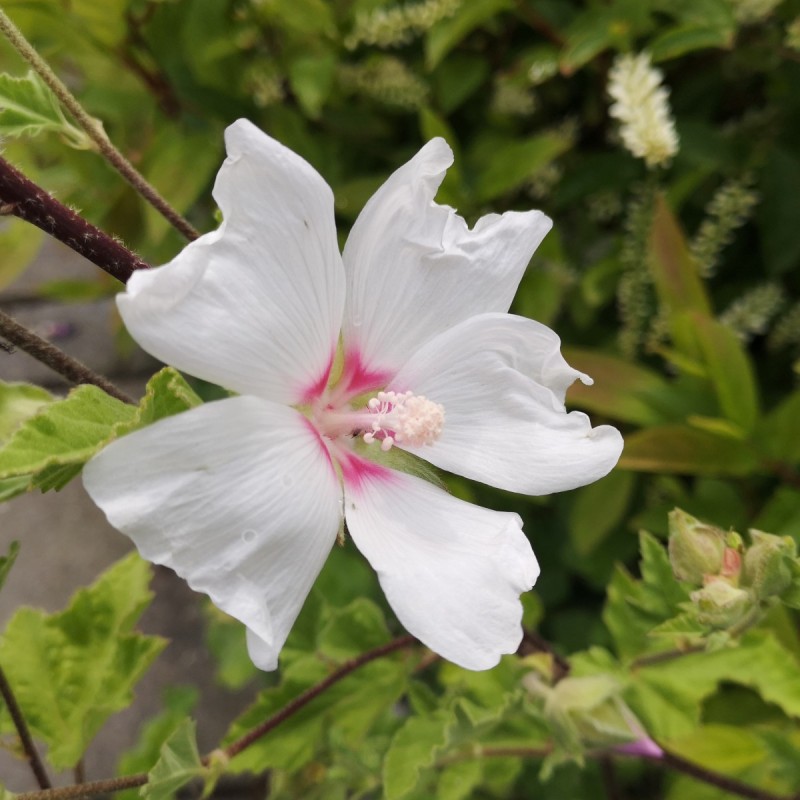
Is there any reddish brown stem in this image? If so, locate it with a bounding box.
[0,309,135,404]
[224,635,417,759]
[0,664,52,789]
[0,156,149,285]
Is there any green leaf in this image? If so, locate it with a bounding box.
[431,53,489,114]
[0,475,31,502]
[318,597,392,661]
[0,368,200,492]
[559,10,616,75]
[129,367,202,428]
[0,384,136,486]
[618,426,759,476]
[0,552,165,767]
[143,718,204,800]
[0,219,44,292]
[562,348,672,426]
[141,126,224,246]
[0,71,88,146]
[383,709,457,800]
[648,23,734,62]
[426,0,513,69]
[258,0,336,36]
[759,149,800,276]
[288,52,336,118]
[224,597,407,773]
[603,531,690,659]
[666,724,766,772]
[436,760,483,800]
[0,541,19,593]
[117,687,199,800]
[757,391,800,464]
[632,631,800,739]
[691,314,759,433]
[647,195,712,356]
[471,132,572,203]
[569,470,636,556]
[0,784,16,800]
[0,382,53,442]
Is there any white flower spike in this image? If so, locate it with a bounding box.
[83,120,623,672]
[607,51,679,169]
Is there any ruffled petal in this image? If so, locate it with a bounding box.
[341,138,552,381]
[119,119,345,405]
[391,313,624,494]
[82,395,341,671]
[344,469,538,670]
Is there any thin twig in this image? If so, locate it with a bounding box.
[0,664,52,789]
[441,744,792,800]
[0,309,135,404]
[0,8,200,242]
[630,643,706,670]
[0,156,150,284]
[643,747,791,800]
[16,774,146,800]
[224,635,417,759]
[16,635,418,800]
[600,756,623,800]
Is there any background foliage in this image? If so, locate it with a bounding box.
[2,0,800,798]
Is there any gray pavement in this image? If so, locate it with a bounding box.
[1,241,259,790]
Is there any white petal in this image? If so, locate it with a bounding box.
[344,469,538,670]
[82,395,341,670]
[391,313,624,494]
[120,119,345,405]
[341,138,552,380]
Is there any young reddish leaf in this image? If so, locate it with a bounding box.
[619,425,759,476]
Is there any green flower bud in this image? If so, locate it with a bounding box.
[668,509,726,585]
[743,530,796,600]
[690,579,752,628]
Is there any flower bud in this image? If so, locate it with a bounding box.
[690,579,752,628]
[743,530,796,600]
[668,509,726,585]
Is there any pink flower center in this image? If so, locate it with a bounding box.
[313,389,445,452]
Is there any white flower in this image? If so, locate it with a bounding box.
[83,120,623,671]
[607,52,679,169]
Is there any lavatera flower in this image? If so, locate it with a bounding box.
[83,120,623,671]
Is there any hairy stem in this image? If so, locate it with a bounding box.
[223,635,417,758]
[0,157,150,284]
[652,748,790,800]
[440,744,792,800]
[0,8,199,242]
[16,774,146,800]
[0,309,135,404]
[630,643,706,669]
[0,664,52,789]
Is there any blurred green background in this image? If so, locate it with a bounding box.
[2,0,800,797]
